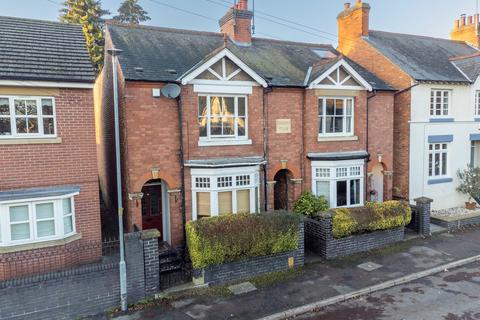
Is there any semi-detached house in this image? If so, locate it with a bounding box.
[338,0,480,210]
[96,0,396,248]
[0,16,101,280]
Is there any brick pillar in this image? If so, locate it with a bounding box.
[291,179,303,203]
[141,229,161,297]
[266,181,276,211]
[384,171,394,201]
[414,197,433,236]
[317,211,334,259]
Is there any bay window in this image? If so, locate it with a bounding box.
[318,97,354,136]
[198,95,247,141]
[0,96,56,137]
[312,161,364,208]
[192,167,259,220]
[0,196,76,247]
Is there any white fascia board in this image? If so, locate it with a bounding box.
[180,48,268,88]
[0,80,94,89]
[308,59,373,91]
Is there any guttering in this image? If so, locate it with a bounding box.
[263,87,273,211]
[395,82,419,96]
[176,95,187,249]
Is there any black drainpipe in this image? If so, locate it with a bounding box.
[176,95,187,250]
[263,86,273,211]
[366,90,377,200]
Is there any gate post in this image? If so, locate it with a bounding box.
[414,197,433,237]
[141,229,161,297]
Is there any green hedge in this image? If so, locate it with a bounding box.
[331,201,412,239]
[186,212,301,269]
[293,192,329,218]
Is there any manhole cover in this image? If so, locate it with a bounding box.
[357,262,383,272]
[228,282,257,295]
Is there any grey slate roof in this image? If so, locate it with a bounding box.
[307,151,369,161]
[452,55,480,82]
[106,24,393,90]
[366,30,479,83]
[0,185,80,202]
[0,16,95,83]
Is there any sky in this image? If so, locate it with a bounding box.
[1,0,479,45]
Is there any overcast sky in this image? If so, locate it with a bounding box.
[2,0,479,45]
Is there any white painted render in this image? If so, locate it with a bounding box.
[409,81,480,210]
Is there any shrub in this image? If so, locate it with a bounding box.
[186,212,301,269]
[332,208,358,238]
[331,201,411,239]
[293,192,329,218]
[457,166,480,203]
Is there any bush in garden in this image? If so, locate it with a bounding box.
[293,192,329,218]
[186,212,301,269]
[330,201,411,239]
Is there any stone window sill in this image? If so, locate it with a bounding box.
[0,137,62,145]
[318,135,358,142]
[198,139,252,147]
[0,233,81,254]
[427,177,453,185]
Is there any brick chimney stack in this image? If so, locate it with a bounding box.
[451,13,480,48]
[337,0,371,54]
[219,0,253,44]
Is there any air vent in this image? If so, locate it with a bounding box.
[165,69,178,75]
[312,49,337,59]
[135,67,144,72]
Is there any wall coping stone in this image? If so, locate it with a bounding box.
[141,229,161,240]
[414,197,433,204]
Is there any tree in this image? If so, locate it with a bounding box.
[60,0,110,73]
[113,0,150,25]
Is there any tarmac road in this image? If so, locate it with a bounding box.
[299,261,480,320]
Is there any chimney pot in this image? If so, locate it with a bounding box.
[455,19,460,28]
[469,15,473,25]
[356,0,362,5]
[237,0,248,10]
[344,2,351,10]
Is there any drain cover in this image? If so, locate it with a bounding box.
[357,262,383,272]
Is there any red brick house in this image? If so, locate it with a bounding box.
[0,16,101,280]
[337,1,480,209]
[96,0,395,248]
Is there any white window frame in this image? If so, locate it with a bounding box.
[430,89,451,118]
[0,96,57,138]
[0,194,77,247]
[318,97,355,137]
[475,90,480,116]
[191,166,260,220]
[198,94,248,143]
[428,143,449,179]
[311,160,364,208]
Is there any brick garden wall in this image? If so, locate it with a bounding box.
[193,223,304,285]
[0,231,160,320]
[0,87,101,279]
[305,217,404,260]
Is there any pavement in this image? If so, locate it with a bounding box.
[110,227,480,320]
[298,261,480,320]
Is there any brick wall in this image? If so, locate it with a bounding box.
[305,215,404,259]
[0,87,101,279]
[193,222,304,285]
[0,230,160,320]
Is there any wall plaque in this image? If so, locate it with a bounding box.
[276,119,291,134]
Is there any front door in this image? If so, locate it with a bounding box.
[141,182,163,231]
[274,170,290,210]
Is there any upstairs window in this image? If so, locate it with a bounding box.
[198,95,247,140]
[0,96,56,138]
[428,143,448,178]
[318,97,354,136]
[475,91,480,116]
[430,90,450,117]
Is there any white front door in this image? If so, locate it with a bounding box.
[371,164,384,202]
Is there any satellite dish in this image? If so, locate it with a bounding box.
[161,84,181,99]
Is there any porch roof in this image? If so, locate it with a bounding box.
[0,185,80,202]
[185,156,265,168]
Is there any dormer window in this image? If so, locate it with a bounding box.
[198,95,249,145]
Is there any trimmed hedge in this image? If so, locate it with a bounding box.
[186,212,301,269]
[331,201,412,239]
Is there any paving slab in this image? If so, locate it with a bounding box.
[228,282,257,295]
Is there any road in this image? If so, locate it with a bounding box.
[299,261,480,320]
